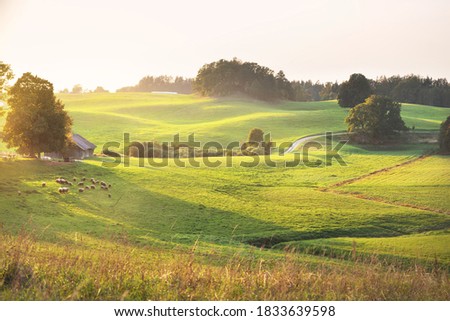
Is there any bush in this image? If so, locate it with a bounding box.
[247,128,264,143]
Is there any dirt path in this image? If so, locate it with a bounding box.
[285,132,348,153]
[319,152,449,215]
[324,153,432,189]
[321,188,449,215]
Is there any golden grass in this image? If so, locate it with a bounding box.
[1,232,448,300]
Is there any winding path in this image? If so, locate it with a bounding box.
[284,132,348,154]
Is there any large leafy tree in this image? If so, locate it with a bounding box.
[3,73,72,157]
[338,73,372,108]
[345,95,407,143]
[438,116,450,153]
[0,61,14,117]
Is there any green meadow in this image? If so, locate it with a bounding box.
[0,93,449,300]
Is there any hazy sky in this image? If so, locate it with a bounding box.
[1,0,449,91]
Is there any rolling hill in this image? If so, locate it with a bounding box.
[0,93,449,300]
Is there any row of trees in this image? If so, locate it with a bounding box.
[110,59,450,107]
[117,76,193,94]
[372,75,450,107]
[193,59,450,107]
[59,84,109,94]
[338,73,450,108]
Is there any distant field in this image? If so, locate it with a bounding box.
[1,93,448,152]
[56,93,450,147]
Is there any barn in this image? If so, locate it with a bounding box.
[45,133,96,160]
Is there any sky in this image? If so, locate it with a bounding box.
[1,0,449,91]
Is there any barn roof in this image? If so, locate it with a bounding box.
[72,133,96,151]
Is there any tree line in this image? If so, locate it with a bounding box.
[117,75,193,94]
[192,58,450,107]
[107,58,450,108]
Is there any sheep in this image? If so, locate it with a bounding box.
[108,184,112,188]
[42,182,46,187]
[78,188,84,193]
[90,185,96,190]
[78,182,84,186]
[73,177,77,182]
[68,182,73,186]
[58,187,69,194]
[18,191,22,196]
[81,177,86,182]
[85,186,90,190]
[56,178,68,185]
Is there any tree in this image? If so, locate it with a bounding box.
[3,73,72,158]
[275,70,294,100]
[247,128,264,143]
[338,73,372,108]
[93,86,108,93]
[0,62,14,117]
[438,116,450,153]
[345,95,407,143]
[72,84,83,94]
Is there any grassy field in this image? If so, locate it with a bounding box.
[0,93,449,300]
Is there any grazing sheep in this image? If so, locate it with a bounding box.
[90,185,96,189]
[58,187,69,194]
[42,182,46,187]
[85,186,90,190]
[78,188,84,193]
[68,182,73,186]
[18,191,21,196]
[78,182,84,186]
[108,184,112,188]
[73,177,77,182]
[81,177,86,182]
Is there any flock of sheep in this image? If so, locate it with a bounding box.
[41,177,112,198]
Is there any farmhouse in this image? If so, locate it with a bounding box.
[46,133,96,160]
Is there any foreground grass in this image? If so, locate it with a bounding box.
[1,233,448,300]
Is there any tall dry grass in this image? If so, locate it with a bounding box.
[0,232,449,300]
